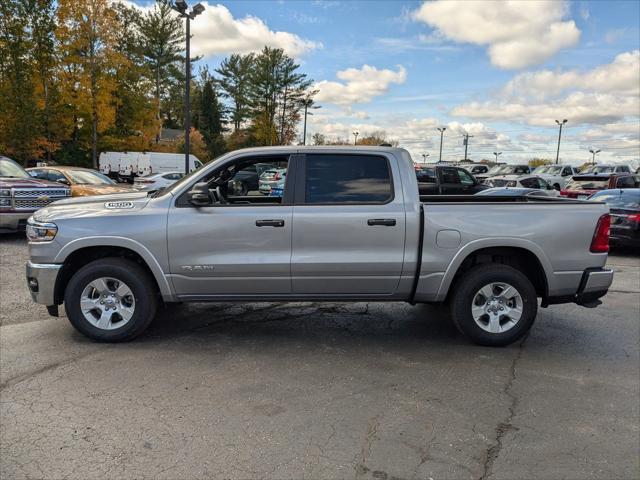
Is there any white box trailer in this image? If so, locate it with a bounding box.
[99,152,203,182]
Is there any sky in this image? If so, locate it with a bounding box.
[131,0,640,167]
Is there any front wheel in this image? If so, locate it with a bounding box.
[449,264,537,346]
[64,258,158,342]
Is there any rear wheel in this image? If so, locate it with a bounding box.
[450,264,537,346]
[64,258,158,342]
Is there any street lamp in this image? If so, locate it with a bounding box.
[493,151,502,162]
[437,127,446,162]
[171,1,205,175]
[555,119,568,165]
[589,148,601,165]
[353,131,359,145]
[422,153,429,163]
[301,91,320,145]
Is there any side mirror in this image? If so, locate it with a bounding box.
[56,178,70,185]
[187,182,211,207]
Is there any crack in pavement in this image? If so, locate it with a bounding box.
[479,331,529,480]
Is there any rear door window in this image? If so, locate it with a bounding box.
[304,154,393,204]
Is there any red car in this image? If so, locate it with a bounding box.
[0,156,71,233]
[560,173,639,199]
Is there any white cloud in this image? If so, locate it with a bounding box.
[412,0,580,69]
[452,51,640,127]
[502,50,640,99]
[314,65,407,107]
[120,1,320,58]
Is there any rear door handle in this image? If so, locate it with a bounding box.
[367,218,396,226]
[256,219,285,227]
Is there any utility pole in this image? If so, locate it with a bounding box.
[589,148,601,165]
[555,119,568,165]
[421,153,429,163]
[171,0,205,175]
[301,91,319,145]
[493,151,502,162]
[437,127,446,163]
[353,131,359,146]
[463,133,473,161]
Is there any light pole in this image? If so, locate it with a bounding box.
[353,131,359,146]
[493,151,502,162]
[437,127,446,162]
[301,91,319,145]
[589,148,601,165]
[555,119,568,165]
[422,153,429,163]
[463,133,473,161]
[172,0,205,175]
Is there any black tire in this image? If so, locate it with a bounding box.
[64,258,158,342]
[449,264,537,347]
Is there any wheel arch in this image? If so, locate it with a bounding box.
[436,239,552,302]
[53,238,174,305]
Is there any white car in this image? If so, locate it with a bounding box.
[133,171,184,191]
[532,164,577,190]
[484,174,560,195]
[579,164,632,174]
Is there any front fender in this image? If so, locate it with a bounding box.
[55,236,175,301]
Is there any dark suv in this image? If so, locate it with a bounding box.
[416,165,489,195]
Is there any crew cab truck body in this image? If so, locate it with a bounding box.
[26,147,613,346]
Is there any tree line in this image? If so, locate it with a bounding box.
[0,0,319,168]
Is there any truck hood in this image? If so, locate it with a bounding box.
[0,177,64,188]
[33,191,151,222]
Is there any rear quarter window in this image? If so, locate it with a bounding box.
[305,154,393,204]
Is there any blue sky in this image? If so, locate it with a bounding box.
[133,0,640,166]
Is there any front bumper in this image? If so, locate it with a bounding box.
[25,261,62,306]
[0,211,32,232]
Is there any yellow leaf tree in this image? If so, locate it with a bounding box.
[56,0,120,168]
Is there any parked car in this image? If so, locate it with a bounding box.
[560,173,639,199]
[28,166,134,197]
[474,164,530,183]
[532,164,578,190]
[133,171,184,191]
[229,162,276,195]
[416,165,489,195]
[461,163,490,176]
[259,167,287,195]
[484,174,559,195]
[0,156,70,233]
[475,187,560,198]
[26,146,613,347]
[580,164,632,174]
[588,189,639,248]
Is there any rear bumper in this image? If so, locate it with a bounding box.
[544,267,613,307]
[0,212,32,232]
[25,261,62,306]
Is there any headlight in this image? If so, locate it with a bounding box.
[0,198,10,207]
[0,188,10,197]
[26,218,58,242]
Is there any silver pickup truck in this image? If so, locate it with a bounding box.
[25,147,614,346]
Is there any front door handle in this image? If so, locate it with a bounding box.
[256,219,285,227]
[367,218,396,226]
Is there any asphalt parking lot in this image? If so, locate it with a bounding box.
[1,233,638,480]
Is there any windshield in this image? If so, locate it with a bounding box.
[589,190,640,209]
[534,165,562,174]
[65,169,115,185]
[486,165,503,175]
[583,165,614,174]
[0,158,30,179]
[565,178,608,190]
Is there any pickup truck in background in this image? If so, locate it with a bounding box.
[1,156,71,233]
[416,164,489,195]
[26,147,613,346]
[561,173,639,198]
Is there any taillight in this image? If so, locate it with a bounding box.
[590,214,610,253]
[559,190,568,196]
[274,172,281,180]
[625,213,640,224]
